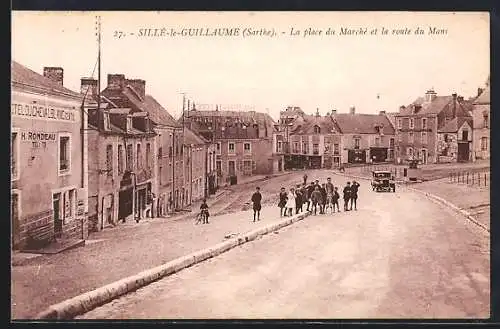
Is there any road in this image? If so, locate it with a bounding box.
[78,175,490,319]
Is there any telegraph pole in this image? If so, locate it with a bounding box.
[96,15,101,118]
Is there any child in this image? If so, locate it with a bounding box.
[311,186,323,215]
[251,187,262,222]
[285,188,296,217]
[332,187,340,213]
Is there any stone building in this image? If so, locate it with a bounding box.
[436,117,473,163]
[471,82,490,161]
[11,61,89,249]
[182,108,275,186]
[394,89,473,164]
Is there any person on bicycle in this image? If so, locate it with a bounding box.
[200,199,210,224]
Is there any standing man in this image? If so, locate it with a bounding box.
[295,184,303,214]
[343,181,351,211]
[311,186,323,215]
[332,187,341,213]
[306,181,315,211]
[350,180,360,211]
[251,186,262,222]
[325,178,334,196]
[303,173,308,185]
[320,183,327,214]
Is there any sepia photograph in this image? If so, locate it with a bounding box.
[11,11,490,320]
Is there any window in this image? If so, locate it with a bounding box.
[216,160,222,176]
[334,143,340,155]
[313,143,319,154]
[324,143,331,154]
[409,118,414,129]
[106,144,113,176]
[422,118,427,129]
[158,147,163,159]
[374,137,380,146]
[137,144,142,169]
[244,142,251,153]
[408,132,414,143]
[396,146,400,154]
[146,143,151,169]
[277,141,282,153]
[313,125,321,134]
[127,117,133,132]
[243,160,252,173]
[168,146,173,157]
[118,145,124,175]
[159,166,163,185]
[293,142,299,153]
[59,134,71,175]
[302,142,308,153]
[104,113,111,131]
[216,142,221,154]
[398,133,402,143]
[126,144,133,171]
[462,130,469,141]
[481,137,488,151]
[483,113,489,128]
[422,132,427,144]
[228,142,235,153]
[390,138,395,148]
[407,147,413,157]
[444,134,449,142]
[397,118,402,129]
[354,138,360,149]
[11,131,19,181]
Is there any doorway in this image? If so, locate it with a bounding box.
[458,142,470,162]
[228,160,236,176]
[11,192,20,248]
[53,193,63,238]
[422,149,427,164]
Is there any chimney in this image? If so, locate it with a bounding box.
[107,74,126,90]
[349,106,356,115]
[43,67,64,86]
[126,79,146,100]
[80,77,98,98]
[452,93,457,118]
[425,88,437,102]
[399,105,406,113]
[379,110,386,115]
[331,109,337,115]
[315,108,320,117]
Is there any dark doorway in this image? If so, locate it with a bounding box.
[228,160,236,176]
[118,189,133,220]
[370,147,388,163]
[11,192,20,248]
[53,193,63,238]
[348,150,366,164]
[457,142,470,162]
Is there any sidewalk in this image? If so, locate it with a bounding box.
[11,204,301,319]
[411,178,490,231]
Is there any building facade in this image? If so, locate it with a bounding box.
[273,106,395,168]
[436,117,473,163]
[183,108,275,186]
[11,62,89,249]
[471,84,490,161]
[394,89,473,164]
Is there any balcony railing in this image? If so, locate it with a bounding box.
[313,150,319,155]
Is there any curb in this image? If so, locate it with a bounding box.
[334,172,489,234]
[408,187,490,233]
[36,211,311,320]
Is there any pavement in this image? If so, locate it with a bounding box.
[78,177,490,319]
[10,170,302,320]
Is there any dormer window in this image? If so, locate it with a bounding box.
[409,118,415,129]
[313,125,321,134]
[103,112,111,131]
[127,116,133,132]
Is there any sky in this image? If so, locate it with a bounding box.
[12,11,489,121]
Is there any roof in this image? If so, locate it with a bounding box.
[473,85,490,105]
[185,109,276,124]
[292,115,340,135]
[397,96,453,116]
[102,85,180,128]
[438,117,473,133]
[11,61,82,100]
[332,113,396,135]
[183,127,208,145]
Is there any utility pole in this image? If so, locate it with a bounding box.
[97,15,101,120]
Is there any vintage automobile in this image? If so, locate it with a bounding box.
[371,170,396,192]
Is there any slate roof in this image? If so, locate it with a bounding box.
[185,110,276,125]
[438,117,473,133]
[183,127,208,146]
[11,61,82,100]
[102,85,180,128]
[397,96,454,116]
[292,115,340,135]
[332,113,396,135]
[473,85,490,105]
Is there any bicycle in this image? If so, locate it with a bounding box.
[195,210,209,225]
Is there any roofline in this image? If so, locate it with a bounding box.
[11,81,83,101]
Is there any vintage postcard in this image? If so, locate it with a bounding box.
[11,11,490,320]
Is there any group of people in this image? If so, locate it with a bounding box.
[278,174,361,216]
